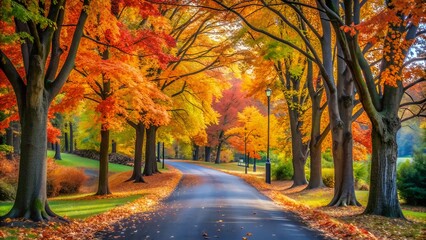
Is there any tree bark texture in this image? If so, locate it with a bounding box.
[288,108,308,187]
[143,126,158,176]
[128,123,145,183]
[215,130,225,164]
[364,118,404,218]
[328,56,359,206]
[1,94,56,221]
[96,127,111,195]
[306,61,325,189]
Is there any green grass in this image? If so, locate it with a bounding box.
[0,194,142,219]
[47,150,132,173]
[190,161,265,176]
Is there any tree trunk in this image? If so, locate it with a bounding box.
[215,130,224,164]
[157,142,161,162]
[5,126,13,160]
[54,142,62,160]
[96,126,111,195]
[328,57,360,206]
[288,108,308,187]
[307,142,324,189]
[128,123,145,183]
[215,142,223,164]
[364,119,404,218]
[306,67,325,189]
[11,121,20,154]
[1,98,57,221]
[143,125,158,176]
[111,140,117,153]
[69,122,74,153]
[64,132,69,152]
[193,144,200,160]
[205,146,211,162]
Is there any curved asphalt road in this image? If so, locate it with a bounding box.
[97,161,325,240]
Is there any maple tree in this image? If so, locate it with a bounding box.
[206,79,250,163]
[140,2,237,168]
[0,0,91,221]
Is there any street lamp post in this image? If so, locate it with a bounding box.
[265,87,272,184]
[244,128,248,174]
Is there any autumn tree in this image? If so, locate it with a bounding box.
[61,0,176,190]
[226,106,277,161]
[0,0,91,221]
[206,79,250,163]
[211,0,363,206]
[320,0,426,217]
[141,2,237,168]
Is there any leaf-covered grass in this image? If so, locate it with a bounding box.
[0,194,142,219]
[47,150,132,173]
[287,188,425,222]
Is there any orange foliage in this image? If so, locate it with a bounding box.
[47,122,61,144]
[47,159,88,197]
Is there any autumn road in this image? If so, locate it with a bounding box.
[97,161,325,240]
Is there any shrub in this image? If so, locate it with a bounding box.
[354,161,369,190]
[322,168,334,188]
[0,156,18,184]
[397,130,426,206]
[0,145,13,154]
[47,159,87,197]
[0,180,15,201]
[272,159,293,180]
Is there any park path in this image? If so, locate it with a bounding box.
[96,161,325,240]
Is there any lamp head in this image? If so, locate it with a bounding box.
[265,87,272,97]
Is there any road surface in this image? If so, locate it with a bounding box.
[97,161,325,240]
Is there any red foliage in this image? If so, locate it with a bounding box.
[206,79,251,146]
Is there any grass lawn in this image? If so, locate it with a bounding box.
[47,150,132,173]
[0,194,142,219]
[189,160,265,177]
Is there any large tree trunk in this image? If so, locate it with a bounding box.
[205,146,211,162]
[288,108,308,187]
[1,98,57,221]
[96,127,111,195]
[328,57,359,206]
[0,0,89,222]
[69,122,74,153]
[128,123,145,183]
[143,125,158,176]
[364,117,404,218]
